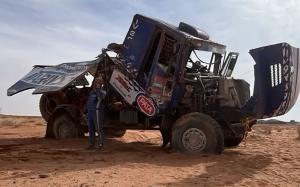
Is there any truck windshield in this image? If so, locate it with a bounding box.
[186,50,214,74]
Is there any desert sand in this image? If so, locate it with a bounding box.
[0,115,300,187]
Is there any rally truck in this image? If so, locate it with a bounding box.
[8,14,300,154]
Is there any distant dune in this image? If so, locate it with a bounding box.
[257,119,299,125]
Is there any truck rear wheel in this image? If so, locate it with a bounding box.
[52,113,80,139]
[40,94,64,121]
[172,112,224,154]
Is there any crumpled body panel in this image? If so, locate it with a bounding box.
[242,43,300,119]
[7,60,98,96]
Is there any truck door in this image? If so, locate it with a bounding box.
[145,33,180,110]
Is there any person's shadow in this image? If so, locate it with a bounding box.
[157,150,272,186]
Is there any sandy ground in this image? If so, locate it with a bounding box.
[0,115,300,187]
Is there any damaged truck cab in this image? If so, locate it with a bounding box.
[7,14,300,154]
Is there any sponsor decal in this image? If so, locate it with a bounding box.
[21,63,90,87]
[7,61,96,95]
[149,86,162,94]
[23,71,65,86]
[109,70,157,117]
[136,94,157,117]
[115,75,132,92]
[110,69,144,105]
[126,19,139,41]
[273,44,293,116]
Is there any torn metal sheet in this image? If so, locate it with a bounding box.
[7,60,98,96]
[242,43,300,119]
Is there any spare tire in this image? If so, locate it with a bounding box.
[39,93,65,121]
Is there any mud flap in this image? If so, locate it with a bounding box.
[242,43,300,119]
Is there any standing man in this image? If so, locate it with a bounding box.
[86,76,106,150]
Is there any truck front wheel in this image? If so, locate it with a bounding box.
[172,112,224,154]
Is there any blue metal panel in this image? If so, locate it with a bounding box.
[242,43,300,119]
[7,60,97,96]
[122,15,156,72]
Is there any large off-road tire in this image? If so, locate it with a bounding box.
[39,94,65,122]
[105,129,127,137]
[52,113,80,139]
[172,112,224,154]
[224,123,246,147]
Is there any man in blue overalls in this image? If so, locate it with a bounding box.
[86,76,106,150]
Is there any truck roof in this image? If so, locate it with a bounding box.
[134,14,226,54]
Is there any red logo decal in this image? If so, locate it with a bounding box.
[136,94,157,117]
[115,75,132,92]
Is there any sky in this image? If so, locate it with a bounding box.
[0,0,300,121]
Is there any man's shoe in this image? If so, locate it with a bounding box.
[86,145,96,150]
[161,140,170,148]
[96,144,103,151]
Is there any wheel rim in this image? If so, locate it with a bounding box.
[182,128,207,152]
